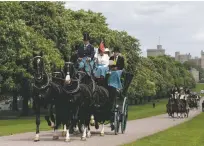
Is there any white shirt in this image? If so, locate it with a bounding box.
[97,54,110,67]
[94,48,98,58]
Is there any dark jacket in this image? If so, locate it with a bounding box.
[109,55,125,70]
[77,43,95,60]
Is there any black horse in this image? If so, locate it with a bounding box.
[32,51,60,142]
[49,61,93,141]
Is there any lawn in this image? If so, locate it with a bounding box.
[192,83,204,94]
[128,99,167,120]
[0,99,167,136]
[124,113,204,146]
[0,116,50,136]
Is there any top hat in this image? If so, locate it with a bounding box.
[83,32,90,41]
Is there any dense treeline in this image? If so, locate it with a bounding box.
[0,2,195,109]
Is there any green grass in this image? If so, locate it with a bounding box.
[124,113,204,146]
[128,99,167,120]
[0,116,49,136]
[192,83,204,93]
[0,99,167,136]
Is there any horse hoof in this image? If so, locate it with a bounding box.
[53,136,59,140]
[34,138,40,142]
[81,137,86,141]
[87,134,91,138]
[100,133,104,136]
[65,138,71,142]
[62,131,66,137]
[34,136,40,142]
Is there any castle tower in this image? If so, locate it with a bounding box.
[201,50,204,69]
[157,45,162,50]
[175,51,180,61]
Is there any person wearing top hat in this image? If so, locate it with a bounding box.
[77,32,95,75]
[77,32,95,61]
[109,46,125,70]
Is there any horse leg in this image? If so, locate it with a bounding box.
[62,124,67,137]
[50,113,55,128]
[53,114,60,140]
[100,122,105,136]
[86,124,91,138]
[86,116,91,138]
[65,122,71,142]
[34,104,40,142]
[81,123,87,141]
[45,104,55,128]
[74,124,79,133]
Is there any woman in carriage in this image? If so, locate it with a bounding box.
[94,41,110,86]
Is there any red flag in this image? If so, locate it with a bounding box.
[99,41,105,52]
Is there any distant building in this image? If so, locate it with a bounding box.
[190,57,201,67]
[175,50,204,69]
[190,68,199,83]
[175,52,191,63]
[147,45,165,57]
[201,50,204,69]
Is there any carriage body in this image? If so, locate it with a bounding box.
[108,71,133,134]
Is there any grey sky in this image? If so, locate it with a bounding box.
[65,1,204,57]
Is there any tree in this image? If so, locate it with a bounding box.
[0,1,196,108]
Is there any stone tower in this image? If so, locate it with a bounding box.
[201,50,204,69]
[175,51,180,61]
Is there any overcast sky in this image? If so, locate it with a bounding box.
[65,1,204,57]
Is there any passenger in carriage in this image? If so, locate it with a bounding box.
[94,45,110,86]
[109,46,125,70]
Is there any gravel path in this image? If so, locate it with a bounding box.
[0,100,203,146]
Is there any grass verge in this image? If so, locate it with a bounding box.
[124,113,204,146]
[128,99,167,120]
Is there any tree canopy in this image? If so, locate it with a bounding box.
[0,2,195,101]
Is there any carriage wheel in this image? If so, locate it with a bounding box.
[121,97,128,134]
[114,110,120,135]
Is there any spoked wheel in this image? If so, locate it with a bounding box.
[114,107,120,135]
[121,97,128,134]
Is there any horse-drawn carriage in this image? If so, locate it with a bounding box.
[187,93,200,109]
[166,92,189,118]
[66,57,133,135]
[31,52,133,142]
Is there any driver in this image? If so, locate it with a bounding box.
[77,32,95,74]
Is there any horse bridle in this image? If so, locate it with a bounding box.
[32,56,50,90]
[62,62,80,94]
[32,56,44,81]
